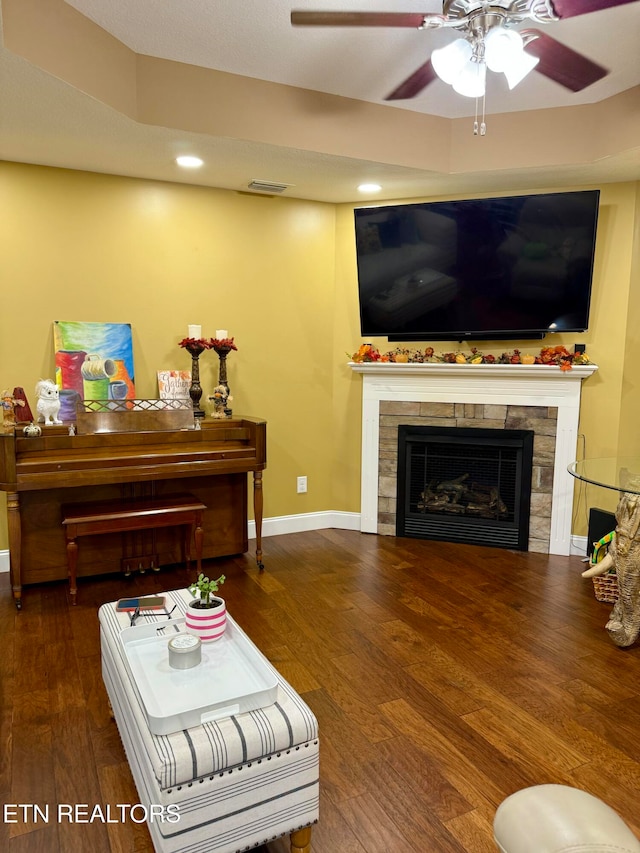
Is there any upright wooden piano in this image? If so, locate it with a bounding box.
[0,412,266,609]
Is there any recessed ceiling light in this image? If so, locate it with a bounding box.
[358,183,382,193]
[176,156,204,168]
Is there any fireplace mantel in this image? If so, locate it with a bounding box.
[349,361,598,555]
[349,361,597,382]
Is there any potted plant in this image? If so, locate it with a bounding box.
[185,573,227,642]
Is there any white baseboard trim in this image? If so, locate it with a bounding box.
[0,526,587,572]
[571,534,588,558]
[0,514,360,578]
[249,517,592,557]
[248,510,361,540]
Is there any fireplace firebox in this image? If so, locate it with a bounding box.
[397,425,534,550]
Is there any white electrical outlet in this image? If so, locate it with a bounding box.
[297,476,307,494]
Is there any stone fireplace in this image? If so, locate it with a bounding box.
[349,361,597,555]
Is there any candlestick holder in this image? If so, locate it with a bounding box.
[181,340,207,419]
[212,344,234,418]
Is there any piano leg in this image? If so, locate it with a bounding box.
[185,512,204,575]
[194,509,204,575]
[253,471,265,571]
[7,491,22,610]
[65,537,79,606]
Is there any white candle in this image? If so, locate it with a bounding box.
[188,325,202,339]
[216,329,228,339]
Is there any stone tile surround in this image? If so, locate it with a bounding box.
[377,401,558,553]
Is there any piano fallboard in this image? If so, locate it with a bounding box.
[1,420,265,491]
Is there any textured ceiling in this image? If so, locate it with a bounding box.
[1,0,639,202]
[64,0,640,118]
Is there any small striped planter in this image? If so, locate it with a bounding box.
[185,597,227,643]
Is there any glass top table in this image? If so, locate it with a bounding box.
[568,458,640,648]
[568,458,640,495]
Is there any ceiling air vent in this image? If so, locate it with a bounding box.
[247,180,292,194]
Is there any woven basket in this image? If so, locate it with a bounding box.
[592,573,618,604]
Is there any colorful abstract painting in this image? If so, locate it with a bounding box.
[53,321,136,419]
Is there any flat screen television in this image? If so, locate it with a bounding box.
[354,189,600,341]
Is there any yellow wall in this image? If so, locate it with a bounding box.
[619,186,640,457]
[575,181,640,524]
[0,161,336,543]
[0,162,638,551]
[570,183,639,527]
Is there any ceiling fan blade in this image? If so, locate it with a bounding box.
[291,11,433,27]
[551,0,638,18]
[385,59,438,100]
[524,29,608,92]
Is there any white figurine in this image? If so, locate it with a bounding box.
[35,379,62,425]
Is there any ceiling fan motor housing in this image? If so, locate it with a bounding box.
[442,0,557,24]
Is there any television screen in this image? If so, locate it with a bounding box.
[354,189,600,341]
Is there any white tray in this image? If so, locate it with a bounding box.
[119,617,278,735]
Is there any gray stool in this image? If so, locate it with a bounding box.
[494,784,640,853]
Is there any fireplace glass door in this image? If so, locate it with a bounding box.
[396,425,534,550]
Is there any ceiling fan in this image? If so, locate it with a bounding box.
[291,0,636,102]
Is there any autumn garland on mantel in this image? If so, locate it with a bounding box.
[350,344,592,371]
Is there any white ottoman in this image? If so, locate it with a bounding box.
[99,589,319,853]
[494,784,640,853]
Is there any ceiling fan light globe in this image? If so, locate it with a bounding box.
[452,60,486,98]
[432,38,472,85]
[485,27,524,73]
[503,50,540,89]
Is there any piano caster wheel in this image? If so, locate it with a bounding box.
[257,561,265,572]
[15,598,22,611]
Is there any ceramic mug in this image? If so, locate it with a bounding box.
[108,380,128,400]
[81,354,117,381]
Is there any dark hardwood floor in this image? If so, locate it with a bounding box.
[1,529,639,852]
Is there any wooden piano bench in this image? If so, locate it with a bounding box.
[61,493,206,605]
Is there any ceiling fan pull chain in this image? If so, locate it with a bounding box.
[473,92,486,136]
[481,89,487,136]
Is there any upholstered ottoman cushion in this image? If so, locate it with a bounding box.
[99,589,319,853]
[494,784,640,853]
